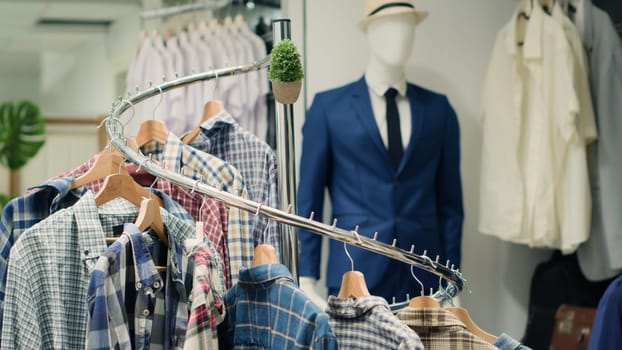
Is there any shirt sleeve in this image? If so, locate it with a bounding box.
[1,252,43,349]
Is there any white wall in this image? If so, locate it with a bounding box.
[285,0,554,338]
[0,77,40,102]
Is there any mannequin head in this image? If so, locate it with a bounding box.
[366,12,417,68]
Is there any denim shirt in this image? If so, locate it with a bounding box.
[218,264,338,349]
[493,333,533,350]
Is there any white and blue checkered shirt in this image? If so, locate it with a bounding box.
[326,295,424,349]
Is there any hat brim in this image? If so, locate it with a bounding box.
[357,8,428,32]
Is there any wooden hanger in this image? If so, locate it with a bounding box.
[182,100,224,144]
[71,152,128,190]
[408,295,441,308]
[94,173,148,207]
[136,119,169,147]
[134,197,167,247]
[251,244,278,266]
[446,307,497,343]
[337,271,370,298]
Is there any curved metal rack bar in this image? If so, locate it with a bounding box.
[104,57,466,298]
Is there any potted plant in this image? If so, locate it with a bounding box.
[269,39,304,105]
[0,100,46,210]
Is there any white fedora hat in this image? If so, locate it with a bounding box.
[357,0,428,31]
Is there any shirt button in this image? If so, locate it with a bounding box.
[136,282,142,289]
[143,309,150,316]
[83,249,89,256]
[153,281,161,289]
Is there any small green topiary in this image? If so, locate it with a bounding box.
[269,39,304,83]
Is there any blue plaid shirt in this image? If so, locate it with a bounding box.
[190,110,281,259]
[218,264,338,350]
[87,224,164,350]
[0,177,85,327]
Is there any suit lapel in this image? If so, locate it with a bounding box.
[397,84,424,174]
[351,77,392,164]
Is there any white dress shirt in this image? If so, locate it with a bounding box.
[365,73,411,150]
[479,0,596,253]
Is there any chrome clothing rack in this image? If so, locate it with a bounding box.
[104,20,466,299]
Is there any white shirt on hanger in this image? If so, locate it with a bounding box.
[479,0,596,253]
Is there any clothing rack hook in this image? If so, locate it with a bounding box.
[261,217,271,245]
[372,232,378,240]
[308,211,315,221]
[191,175,203,193]
[152,85,164,120]
[331,218,338,228]
[411,265,425,296]
[286,203,293,213]
[409,245,415,254]
[255,203,264,216]
[391,238,397,247]
[120,99,136,129]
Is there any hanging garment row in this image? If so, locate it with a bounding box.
[102,54,531,349]
[480,0,622,279]
[125,14,269,142]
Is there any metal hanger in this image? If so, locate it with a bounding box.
[252,204,278,266]
[337,229,371,298]
[136,85,168,147]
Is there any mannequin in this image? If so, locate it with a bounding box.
[298,0,463,305]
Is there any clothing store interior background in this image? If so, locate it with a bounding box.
[0,0,620,343]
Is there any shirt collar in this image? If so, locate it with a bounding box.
[397,307,468,329]
[326,295,390,319]
[506,0,544,59]
[123,223,164,293]
[72,191,127,270]
[26,176,87,212]
[192,110,237,150]
[364,73,407,98]
[237,264,293,287]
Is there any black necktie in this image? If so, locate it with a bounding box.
[385,88,403,169]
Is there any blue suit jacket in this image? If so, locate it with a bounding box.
[297,77,464,299]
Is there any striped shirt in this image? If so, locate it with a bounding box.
[326,295,424,349]
[397,307,500,349]
[218,264,338,349]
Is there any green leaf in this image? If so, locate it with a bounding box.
[0,100,46,170]
[269,39,304,83]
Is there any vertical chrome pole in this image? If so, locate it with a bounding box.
[272,18,299,283]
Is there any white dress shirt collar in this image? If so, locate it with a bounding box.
[364,69,407,98]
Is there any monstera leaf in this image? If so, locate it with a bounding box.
[0,100,46,170]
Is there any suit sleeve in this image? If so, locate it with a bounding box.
[297,95,332,279]
[436,98,464,268]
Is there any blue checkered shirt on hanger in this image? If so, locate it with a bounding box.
[188,110,281,259]
[326,295,424,349]
[218,263,338,350]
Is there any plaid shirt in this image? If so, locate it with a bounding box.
[86,225,164,350]
[397,307,501,350]
[218,264,338,350]
[184,239,226,350]
[0,177,86,329]
[189,110,281,259]
[0,190,219,349]
[51,132,251,286]
[326,295,424,349]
